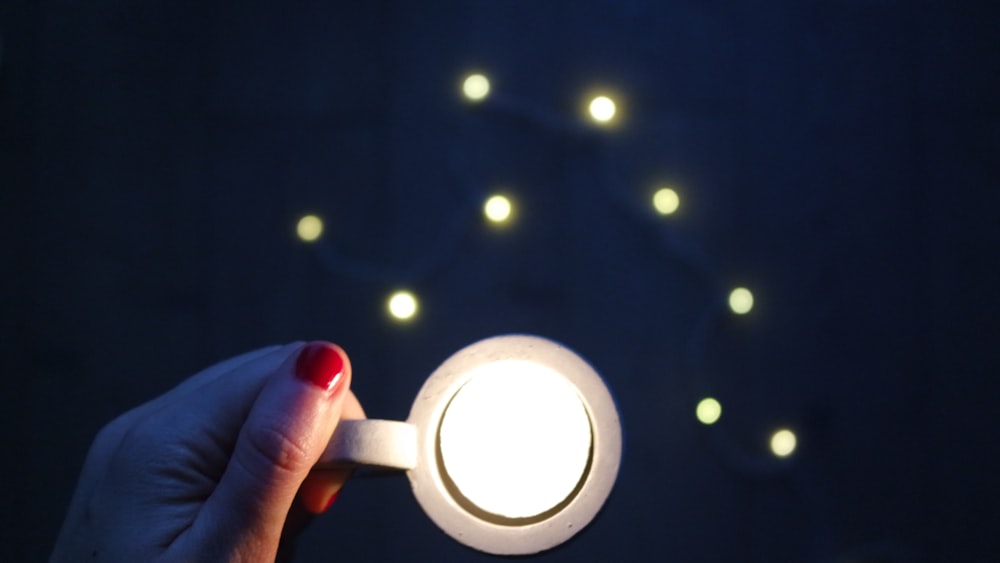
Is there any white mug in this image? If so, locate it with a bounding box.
[317,334,622,556]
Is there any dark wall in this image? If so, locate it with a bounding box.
[2,1,998,561]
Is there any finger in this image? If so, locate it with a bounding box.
[188,342,352,561]
[100,344,297,454]
[60,344,305,560]
[163,344,302,397]
[104,344,301,482]
[280,391,367,546]
[298,390,368,514]
[76,346,296,512]
[168,344,288,395]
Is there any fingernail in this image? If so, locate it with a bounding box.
[295,343,346,392]
[322,490,340,512]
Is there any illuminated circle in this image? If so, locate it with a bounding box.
[770,428,797,457]
[483,194,513,224]
[462,73,491,101]
[728,287,754,315]
[696,397,722,425]
[407,335,621,555]
[588,95,617,123]
[438,360,592,519]
[387,291,418,321]
[296,214,323,242]
[652,188,680,215]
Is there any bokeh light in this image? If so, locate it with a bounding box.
[728,287,754,314]
[695,397,722,425]
[462,73,490,101]
[588,95,617,123]
[387,290,419,321]
[296,214,323,242]
[770,428,797,457]
[483,194,513,224]
[652,188,680,215]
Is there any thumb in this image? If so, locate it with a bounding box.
[189,341,351,560]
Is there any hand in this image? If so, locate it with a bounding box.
[51,341,365,562]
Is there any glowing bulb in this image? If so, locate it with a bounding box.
[770,428,797,457]
[652,188,680,215]
[438,360,592,519]
[462,73,490,101]
[483,194,513,224]
[296,214,323,242]
[588,95,617,123]
[696,397,722,425]
[728,287,754,315]
[387,290,418,321]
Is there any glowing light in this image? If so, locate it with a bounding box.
[387,290,418,321]
[652,188,680,215]
[728,287,754,315]
[770,428,797,457]
[296,214,323,242]
[483,194,513,224]
[462,73,490,101]
[438,360,592,519]
[696,397,722,425]
[588,95,617,123]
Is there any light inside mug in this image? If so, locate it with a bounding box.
[437,360,593,520]
[318,335,621,556]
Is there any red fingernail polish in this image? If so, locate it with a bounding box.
[323,491,340,512]
[295,343,345,392]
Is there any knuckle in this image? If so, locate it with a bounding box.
[107,413,197,479]
[90,412,144,468]
[240,421,312,479]
[116,416,160,454]
[108,420,163,475]
[104,415,208,493]
[92,419,125,454]
[93,408,140,449]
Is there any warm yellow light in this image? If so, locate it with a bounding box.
[483,194,513,224]
[728,287,754,314]
[652,188,680,215]
[296,214,323,242]
[696,397,722,425]
[438,360,592,519]
[462,73,490,101]
[770,428,797,457]
[588,95,617,123]
[387,290,418,321]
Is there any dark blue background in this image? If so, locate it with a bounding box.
[2,1,998,561]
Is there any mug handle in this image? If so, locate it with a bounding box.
[316,419,418,471]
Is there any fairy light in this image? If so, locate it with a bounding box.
[770,429,797,457]
[728,287,754,315]
[588,95,617,123]
[483,194,513,225]
[387,290,419,321]
[462,73,491,102]
[695,398,722,425]
[296,215,323,242]
[652,187,680,215]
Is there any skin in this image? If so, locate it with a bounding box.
[50,342,366,562]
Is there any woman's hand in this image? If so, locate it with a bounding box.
[51,341,365,562]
